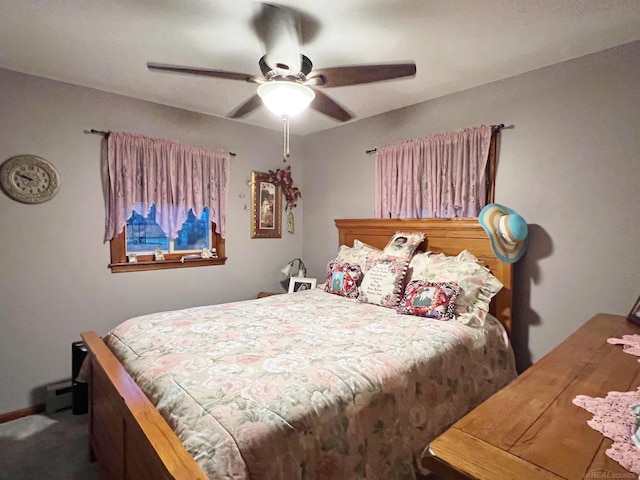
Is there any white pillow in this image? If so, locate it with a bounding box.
[408,250,503,326]
[336,239,382,271]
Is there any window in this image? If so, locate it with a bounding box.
[374,124,499,218]
[104,131,229,273]
[109,205,225,273]
[126,205,211,254]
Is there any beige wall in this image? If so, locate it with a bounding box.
[1,40,639,414]
[301,40,640,371]
[0,69,305,413]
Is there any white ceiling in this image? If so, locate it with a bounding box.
[1,1,639,136]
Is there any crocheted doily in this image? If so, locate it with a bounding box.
[571,334,640,475]
[573,389,640,474]
[608,334,640,359]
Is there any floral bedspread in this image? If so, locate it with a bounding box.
[105,288,516,480]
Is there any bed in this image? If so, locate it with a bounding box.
[81,218,516,479]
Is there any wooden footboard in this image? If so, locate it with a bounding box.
[81,331,208,480]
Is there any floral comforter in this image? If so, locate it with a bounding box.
[105,288,516,479]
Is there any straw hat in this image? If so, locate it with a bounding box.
[478,203,529,263]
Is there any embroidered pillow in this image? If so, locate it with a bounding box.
[409,250,503,326]
[397,281,460,320]
[324,260,363,298]
[336,239,382,271]
[358,256,408,308]
[383,232,425,261]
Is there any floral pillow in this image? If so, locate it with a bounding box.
[324,260,363,298]
[336,239,383,272]
[357,256,408,308]
[397,281,460,320]
[383,232,425,261]
[408,250,503,326]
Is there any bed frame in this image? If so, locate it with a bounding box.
[81,218,512,479]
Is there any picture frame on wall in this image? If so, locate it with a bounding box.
[627,295,640,327]
[288,277,317,293]
[251,170,282,239]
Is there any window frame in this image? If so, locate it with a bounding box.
[109,222,226,273]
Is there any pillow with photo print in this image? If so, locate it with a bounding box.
[383,232,425,261]
[324,260,363,299]
[397,280,460,320]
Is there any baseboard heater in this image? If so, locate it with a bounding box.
[45,380,72,414]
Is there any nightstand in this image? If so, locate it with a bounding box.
[256,291,282,299]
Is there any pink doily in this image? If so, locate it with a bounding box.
[571,335,640,475]
[573,389,640,474]
[608,335,640,358]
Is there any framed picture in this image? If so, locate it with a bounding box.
[288,277,317,293]
[251,171,282,238]
[627,295,640,326]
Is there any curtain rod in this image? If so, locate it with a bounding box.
[87,129,237,157]
[365,123,505,155]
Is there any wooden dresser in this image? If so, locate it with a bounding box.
[423,313,640,480]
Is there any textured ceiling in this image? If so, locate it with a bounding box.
[1,1,639,135]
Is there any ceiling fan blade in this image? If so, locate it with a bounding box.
[310,89,353,122]
[147,62,264,84]
[306,62,416,88]
[228,94,263,119]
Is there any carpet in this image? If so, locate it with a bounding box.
[0,409,443,479]
[0,409,103,480]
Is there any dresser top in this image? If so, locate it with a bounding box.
[425,313,640,480]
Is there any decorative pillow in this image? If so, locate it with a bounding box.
[324,260,363,298]
[397,281,460,320]
[383,232,425,260]
[357,256,409,308]
[408,250,503,326]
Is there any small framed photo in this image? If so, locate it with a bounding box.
[627,295,640,326]
[288,277,317,293]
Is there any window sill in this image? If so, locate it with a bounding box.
[109,257,227,273]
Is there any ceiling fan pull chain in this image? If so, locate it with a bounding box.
[282,114,291,161]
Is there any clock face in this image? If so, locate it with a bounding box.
[0,155,60,204]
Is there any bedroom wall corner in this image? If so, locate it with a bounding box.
[300,40,640,372]
[0,68,304,414]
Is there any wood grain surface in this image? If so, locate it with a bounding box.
[424,313,640,480]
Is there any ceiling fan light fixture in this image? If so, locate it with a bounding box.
[257,81,315,117]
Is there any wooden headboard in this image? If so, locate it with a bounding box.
[335,218,513,333]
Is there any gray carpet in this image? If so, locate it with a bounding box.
[0,409,104,480]
[0,410,442,480]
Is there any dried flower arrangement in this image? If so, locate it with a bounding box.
[265,166,301,211]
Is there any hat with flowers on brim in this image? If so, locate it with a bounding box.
[478,203,529,263]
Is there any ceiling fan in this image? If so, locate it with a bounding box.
[147,3,416,156]
[148,3,416,122]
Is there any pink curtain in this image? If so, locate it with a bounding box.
[375,125,491,218]
[104,132,230,241]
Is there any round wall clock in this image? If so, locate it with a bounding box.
[0,155,61,204]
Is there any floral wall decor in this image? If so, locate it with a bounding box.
[264,166,301,234]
